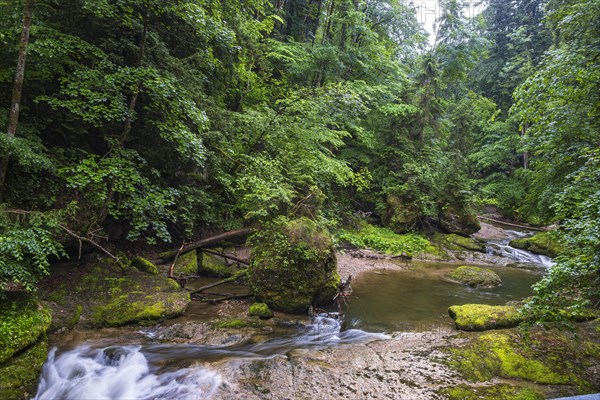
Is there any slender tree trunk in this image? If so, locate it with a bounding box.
[0,0,34,202]
[521,123,529,169]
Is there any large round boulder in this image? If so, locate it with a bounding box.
[248,217,340,313]
[439,204,480,236]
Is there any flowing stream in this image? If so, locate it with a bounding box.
[34,225,552,399]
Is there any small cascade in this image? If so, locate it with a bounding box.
[34,346,223,400]
[484,229,555,268]
[35,315,388,400]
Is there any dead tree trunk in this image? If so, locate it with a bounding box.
[160,228,254,260]
[0,0,34,201]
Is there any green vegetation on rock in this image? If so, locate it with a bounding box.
[198,252,239,278]
[249,303,273,319]
[0,292,51,363]
[39,261,190,329]
[448,304,523,331]
[131,256,159,275]
[509,231,563,258]
[174,251,198,275]
[434,233,485,252]
[0,336,48,400]
[440,384,544,400]
[445,266,502,288]
[339,221,440,258]
[249,217,340,313]
[448,328,597,389]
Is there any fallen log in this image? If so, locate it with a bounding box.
[161,228,254,260]
[478,216,545,231]
[201,248,249,265]
[196,294,252,304]
[188,270,248,295]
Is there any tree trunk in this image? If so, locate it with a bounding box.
[160,228,255,260]
[0,0,34,202]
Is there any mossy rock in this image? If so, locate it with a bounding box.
[198,251,239,277]
[174,250,198,275]
[249,217,340,314]
[0,336,48,400]
[439,204,481,236]
[509,231,563,258]
[448,304,523,331]
[445,266,502,288]
[249,303,273,319]
[440,383,544,400]
[39,262,190,329]
[448,328,597,390]
[435,233,486,252]
[0,292,51,364]
[131,256,159,275]
[381,193,421,233]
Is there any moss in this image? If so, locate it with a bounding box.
[0,337,48,400]
[445,266,502,288]
[439,203,481,236]
[381,193,421,233]
[0,292,51,363]
[198,252,238,277]
[434,233,486,252]
[249,217,341,313]
[440,384,544,400]
[131,256,159,275]
[174,250,198,275]
[214,318,249,329]
[449,304,523,331]
[249,303,273,319]
[449,330,591,388]
[39,261,190,329]
[509,231,563,258]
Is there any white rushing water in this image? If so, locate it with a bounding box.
[34,315,388,400]
[485,229,555,268]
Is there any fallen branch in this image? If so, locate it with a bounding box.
[188,270,248,295]
[195,294,252,303]
[161,228,254,260]
[478,216,545,231]
[201,248,249,265]
[59,225,126,271]
[168,242,185,278]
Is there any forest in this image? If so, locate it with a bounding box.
[0,0,599,397]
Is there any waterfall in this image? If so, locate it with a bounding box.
[484,229,555,268]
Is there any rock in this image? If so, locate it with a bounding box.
[448,304,523,331]
[381,193,421,233]
[131,256,159,275]
[0,292,51,364]
[440,384,544,400]
[39,261,190,329]
[249,303,273,319]
[445,266,502,288]
[509,231,563,258]
[434,233,486,252]
[248,217,340,313]
[447,325,600,391]
[0,336,48,400]
[174,250,198,275]
[198,251,239,277]
[439,204,480,236]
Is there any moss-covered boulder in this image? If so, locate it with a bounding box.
[440,384,544,400]
[39,261,190,329]
[381,193,421,233]
[0,336,48,400]
[445,266,502,288]
[448,326,599,392]
[434,233,486,252]
[131,256,159,275]
[198,251,239,277]
[174,250,198,275]
[0,292,51,364]
[509,231,563,258]
[448,304,523,331]
[439,204,480,236]
[249,303,273,319]
[249,217,340,313]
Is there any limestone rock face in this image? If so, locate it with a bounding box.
[381,194,421,233]
[249,217,340,313]
[439,204,481,236]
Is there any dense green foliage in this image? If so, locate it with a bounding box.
[0,0,597,322]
